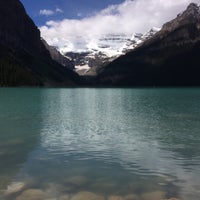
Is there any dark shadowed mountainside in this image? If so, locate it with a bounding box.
[0,0,79,87]
[97,3,200,86]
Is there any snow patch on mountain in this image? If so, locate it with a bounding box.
[58,28,160,75]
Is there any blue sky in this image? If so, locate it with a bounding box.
[20,0,124,26]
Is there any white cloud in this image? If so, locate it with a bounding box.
[39,9,54,16]
[40,0,199,51]
[39,8,63,16]
[77,12,83,17]
[56,8,63,13]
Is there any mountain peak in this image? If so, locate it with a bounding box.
[0,0,77,86]
[97,2,200,86]
[181,3,200,20]
[161,3,200,34]
[186,3,199,14]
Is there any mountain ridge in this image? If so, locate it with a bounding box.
[62,29,159,76]
[1,1,199,87]
[96,3,200,86]
[0,0,78,86]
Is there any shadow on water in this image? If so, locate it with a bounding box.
[0,88,44,196]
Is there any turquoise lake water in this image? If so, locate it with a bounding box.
[0,88,200,200]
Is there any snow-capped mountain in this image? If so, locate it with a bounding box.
[97,3,200,86]
[59,28,160,75]
[122,27,161,53]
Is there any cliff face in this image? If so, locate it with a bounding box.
[97,3,200,86]
[161,3,200,34]
[0,0,78,86]
[42,40,75,71]
[0,0,41,54]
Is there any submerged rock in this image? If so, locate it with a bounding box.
[45,199,57,200]
[67,176,88,186]
[141,191,166,200]
[90,180,117,193]
[71,191,105,200]
[44,183,65,197]
[108,195,124,200]
[63,176,89,193]
[58,195,70,200]
[0,176,9,189]
[124,194,140,200]
[4,182,25,196]
[16,189,47,200]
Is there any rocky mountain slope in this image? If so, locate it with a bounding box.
[96,3,200,86]
[63,29,159,76]
[0,0,78,86]
[42,39,75,71]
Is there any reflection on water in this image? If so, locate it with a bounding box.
[0,88,200,200]
[0,89,43,191]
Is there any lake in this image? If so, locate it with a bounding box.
[0,88,200,200]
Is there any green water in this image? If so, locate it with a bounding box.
[0,88,200,200]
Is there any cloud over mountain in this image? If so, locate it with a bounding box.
[40,0,199,51]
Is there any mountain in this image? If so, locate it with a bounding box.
[63,33,132,76]
[121,28,160,53]
[0,0,78,87]
[62,30,159,76]
[42,39,75,71]
[96,3,200,86]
